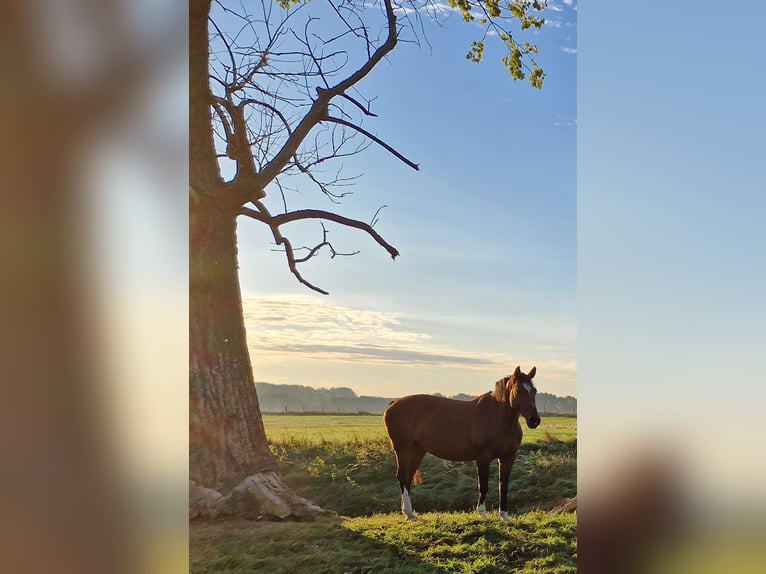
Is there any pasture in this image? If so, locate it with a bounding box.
[262,413,577,445]
[190,413,577,573]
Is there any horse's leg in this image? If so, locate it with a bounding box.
[394,448,418,521]
[498,452,518,521]
[476,459,490,518]
[409,447,426,485]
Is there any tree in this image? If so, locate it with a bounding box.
[189,0,546,519]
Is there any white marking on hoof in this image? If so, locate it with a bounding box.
[499,510,509,521]
[401,489,416,520]
[476,503,487,518]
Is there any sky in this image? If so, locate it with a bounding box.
[217,1,579,399]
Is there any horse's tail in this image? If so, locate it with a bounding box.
[413,469,423,485]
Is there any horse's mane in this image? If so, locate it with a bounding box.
[492,376,511,403]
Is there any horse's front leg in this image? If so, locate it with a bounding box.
[498,452,518,521]
[476,459,490,518]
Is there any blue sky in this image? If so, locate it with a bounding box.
[221,1,579,399]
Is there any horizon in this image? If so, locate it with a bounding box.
[254,379,578,401]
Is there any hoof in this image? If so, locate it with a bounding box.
[404,514,418,521]
[499,511,509,521]
[477,503,487,518]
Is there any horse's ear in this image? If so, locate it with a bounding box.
[528,366,536,379]
[513,366,521,378]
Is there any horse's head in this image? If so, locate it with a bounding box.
[506,366,541,429]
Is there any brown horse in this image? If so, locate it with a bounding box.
[384,366,540,521]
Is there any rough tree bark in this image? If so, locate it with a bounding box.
[189,0,323,519]
[189,198,323,519]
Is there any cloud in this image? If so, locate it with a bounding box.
[258,342,497,367]
[553,114,577,127]
[242,294,502,369]
[385,1,453,17]
[243,294,428,345]
[561,46,577,54]
[242,295,577,396]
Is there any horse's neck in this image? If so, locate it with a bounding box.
[504,404,520,426]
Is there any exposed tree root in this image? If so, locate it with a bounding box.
[190,471,327,520]
[552,496,577,514]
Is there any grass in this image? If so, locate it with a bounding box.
[190,512,576,573]
[262,414,576,445]
[262,414,387,443]
[190,414,577,573]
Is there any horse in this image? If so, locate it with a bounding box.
[383,366,540,521]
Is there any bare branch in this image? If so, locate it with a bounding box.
[279,236,330,295]
[292,224,361,263]
[340,93,378,117]
[370,204,388,228]
[241,98,293,136]
[255,0,401,188]
[240,203,329,295]
[241,204,399,260]
[323,116,419,171]
[273,209,399,259]
[209,16,237,86]
[328,0,398,95]
[239,196,399,294]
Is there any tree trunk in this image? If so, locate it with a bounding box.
[189,199,325,520]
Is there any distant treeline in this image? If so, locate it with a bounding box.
[255,382,576,415]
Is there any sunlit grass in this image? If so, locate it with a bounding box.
[262,414,576,445]
[190,414,577,573]
[191,512,576,574]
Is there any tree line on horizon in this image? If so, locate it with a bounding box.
[256,382,577,415]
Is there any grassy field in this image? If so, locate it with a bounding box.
[191,512,576,573]
[262,413,388,442]
[262,413,577,445]
[190,414,577,573]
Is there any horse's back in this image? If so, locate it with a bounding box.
[383,394,431,444]
[385,394,469,425]
[384,394,481,458]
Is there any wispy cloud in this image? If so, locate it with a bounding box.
[561,46,577,54]
[242,295,577,396]
[243,294,500,369]
[554,114,577,127]
[257,342,496,367]
[384,1,453,17]
[546,0,577,14]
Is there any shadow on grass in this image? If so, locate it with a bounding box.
[190,515,446,574]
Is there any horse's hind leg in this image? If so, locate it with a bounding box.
[395,446,424,521]
[476,459,490,518]
[393,449,416,520]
